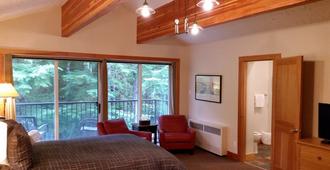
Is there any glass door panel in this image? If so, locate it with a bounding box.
[107,63,138,128]
[142,64,169,124]
[13,58,55,141]
[58,60,99,139]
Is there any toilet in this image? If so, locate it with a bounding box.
[253,132,262,153]
[253,132,262,143]
[261,131,271,145]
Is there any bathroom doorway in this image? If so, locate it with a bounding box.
[237,54,280,170]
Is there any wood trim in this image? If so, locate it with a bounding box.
[0,53,5,83]
[173,60,180,114]
[61,0,119,37]
[0,54,13,83]
[0,47,181,120]
[237,54,281,162]
[0,48,180,63]
[227,151,240,161]
[98,60,108,122]
[137,0,316,43]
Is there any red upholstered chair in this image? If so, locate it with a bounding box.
[97,119,152,142]
[158,115,196,151]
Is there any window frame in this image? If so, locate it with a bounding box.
[107,62,171,124]
[0,48,180,124]
[12,58,100,140]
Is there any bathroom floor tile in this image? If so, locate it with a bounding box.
[245,144,271,170]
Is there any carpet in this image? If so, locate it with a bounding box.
[174,148,261,170]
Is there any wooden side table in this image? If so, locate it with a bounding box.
[132,123,158,144]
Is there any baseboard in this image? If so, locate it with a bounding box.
[226,151,240,161]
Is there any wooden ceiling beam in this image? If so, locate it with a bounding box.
[137,0,316,43]
[62,0,119,37]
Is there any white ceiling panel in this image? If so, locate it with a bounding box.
[0,0,66,22]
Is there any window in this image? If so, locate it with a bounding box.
[107,63,170,127]
[13,58,99,140]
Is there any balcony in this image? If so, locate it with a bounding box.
[16,99,168,141]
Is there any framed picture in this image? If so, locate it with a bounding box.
[195,75,222,103]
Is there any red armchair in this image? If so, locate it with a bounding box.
[158,115,196,151]
[97,119,152,142]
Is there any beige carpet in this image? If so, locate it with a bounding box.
[174,148,261,170]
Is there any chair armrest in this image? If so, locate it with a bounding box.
[158,129,165,145]
[130,130,152,141]
[37,124,48,135]
[187,128,195,134]
[97,122,107,136]
[187,128,196,139]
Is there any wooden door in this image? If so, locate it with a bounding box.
[273,56,303,170]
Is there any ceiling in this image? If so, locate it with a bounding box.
[0,0,172,22]
[122,0,172,11]
[0,0,67,22]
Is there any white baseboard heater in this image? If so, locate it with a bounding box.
[189,119,227,156]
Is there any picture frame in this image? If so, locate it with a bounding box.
[195,75,222,103]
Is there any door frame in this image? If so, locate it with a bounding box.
[237,54,281,163]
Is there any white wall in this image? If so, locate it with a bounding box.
[246,61,273,154]
[0,5,189,116]
[187,0,330,153]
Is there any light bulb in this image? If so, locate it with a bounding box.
[190,23,201,36]
[197,0,220,12]
[136,1,155,18]
[202,0,214,11]
[141,5,151,18]
[174,19,179,25]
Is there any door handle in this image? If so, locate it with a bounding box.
[290,128,299,133]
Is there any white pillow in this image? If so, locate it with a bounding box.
[28,130,42,144]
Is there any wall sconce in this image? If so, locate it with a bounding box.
[174,19,180,34]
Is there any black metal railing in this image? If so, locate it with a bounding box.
[16,99,168,141]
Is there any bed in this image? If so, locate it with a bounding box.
[31,134,186,170]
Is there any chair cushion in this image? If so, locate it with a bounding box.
[104,119,130,134]
[159,115,188,133]
[164,133,193,143]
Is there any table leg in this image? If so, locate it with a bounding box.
[154,131,157,144]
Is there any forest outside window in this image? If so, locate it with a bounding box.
[107,62,171,127]
[11,56,174,141]
[12,58,99,140]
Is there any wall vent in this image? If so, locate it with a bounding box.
[189,119,227,156]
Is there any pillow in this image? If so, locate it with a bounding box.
[28,130,42,144]
[3,120,17,136]
[7,123,33,170]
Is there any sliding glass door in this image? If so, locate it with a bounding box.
[142,64,169,123]
[58,61,99,139]
[13,59,55,140]
[13,58,99,140]
[12,58,172,140]
[107,62,170,127]
[107,63,138,127]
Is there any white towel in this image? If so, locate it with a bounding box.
[255,94,266,108]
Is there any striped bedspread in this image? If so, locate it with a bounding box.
[31,134,185,170]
